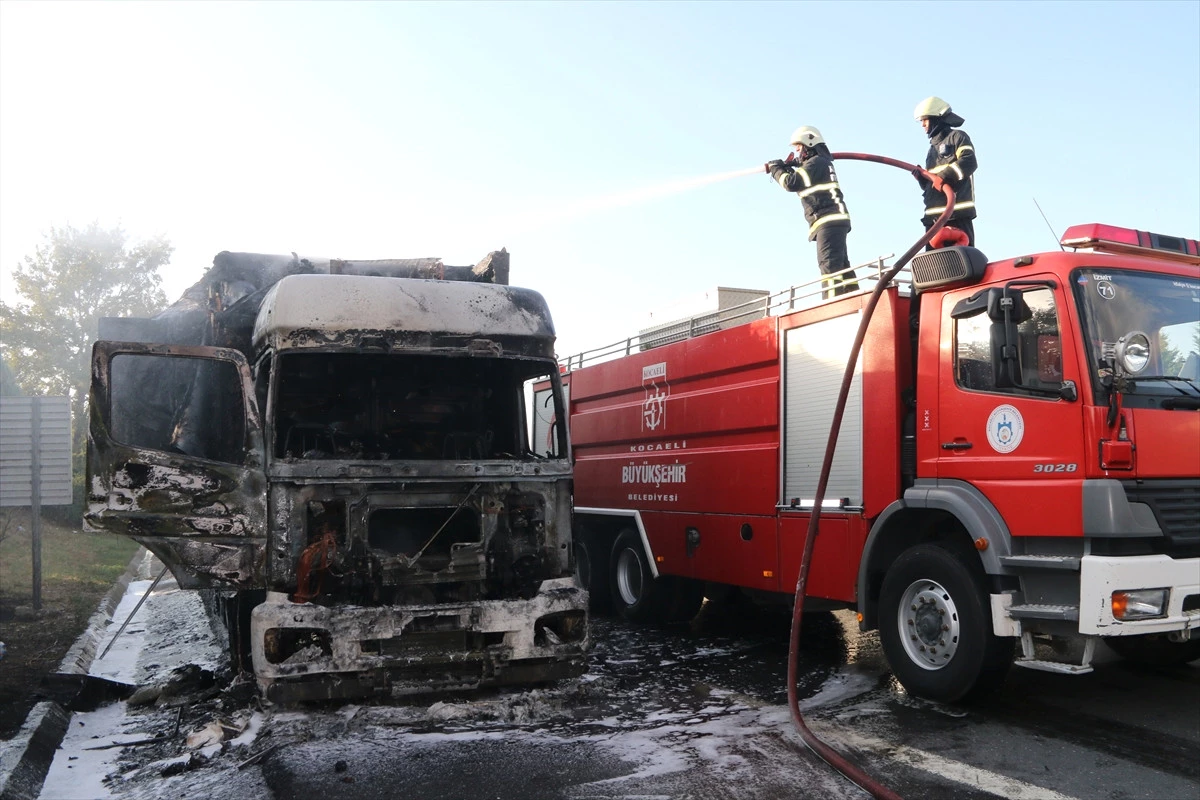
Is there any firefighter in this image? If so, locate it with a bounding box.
[913,96,977,246]
[766,126,859,297]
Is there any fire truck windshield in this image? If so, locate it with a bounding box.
[1073,269,1200,401]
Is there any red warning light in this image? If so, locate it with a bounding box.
[1060,223,1200,264]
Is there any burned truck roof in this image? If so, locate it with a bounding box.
[252,274,557,357]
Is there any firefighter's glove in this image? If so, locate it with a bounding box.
[911,168,930,188]
[765,159,786,175]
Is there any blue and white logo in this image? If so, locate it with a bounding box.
[986,404,1024,454]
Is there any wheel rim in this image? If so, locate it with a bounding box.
[615,547,643,606]
[896,578,961,671]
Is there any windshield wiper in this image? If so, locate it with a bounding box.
[1127,375,1200,397]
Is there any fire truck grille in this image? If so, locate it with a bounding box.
[1121,479,1200,556]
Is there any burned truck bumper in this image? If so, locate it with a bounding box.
[250,578,588,702]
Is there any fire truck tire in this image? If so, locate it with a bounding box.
[575,532,612,613]
[878,544,1013,703]
[610,529,671,623]
[1104,634,1200,666]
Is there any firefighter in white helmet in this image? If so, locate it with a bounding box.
[913,96,977,246]
[765,126,858,297]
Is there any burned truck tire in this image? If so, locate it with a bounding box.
[610,529,672,623]
[878,543,1013,703]
[1105,633,1200,666]
[574,526,612,613]
[228,590,266,675]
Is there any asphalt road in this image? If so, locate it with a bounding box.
[31,580,1200,800]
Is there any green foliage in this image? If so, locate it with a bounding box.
[1160,321,1200,377]
[0,223,172,512]
[0,359,20,396]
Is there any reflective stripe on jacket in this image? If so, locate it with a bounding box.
[770,153,851,241]
[923,127,977,220]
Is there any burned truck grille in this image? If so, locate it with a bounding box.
[368,506,481,571]
[1122,479,1200,556]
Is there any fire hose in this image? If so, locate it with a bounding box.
[784,153,957,800]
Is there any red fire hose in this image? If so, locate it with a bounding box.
[784,153,957,800]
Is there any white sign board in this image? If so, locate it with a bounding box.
[0,396,73,506]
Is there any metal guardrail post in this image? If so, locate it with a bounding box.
[31,397,42,610]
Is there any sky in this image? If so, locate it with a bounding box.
[2,0,1198,359]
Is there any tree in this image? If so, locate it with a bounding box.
[0,223,171,513]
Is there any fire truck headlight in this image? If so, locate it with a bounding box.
[1115,331,1151,375]
[1111,589,1168,620]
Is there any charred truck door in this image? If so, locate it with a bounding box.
[86,342,268,589]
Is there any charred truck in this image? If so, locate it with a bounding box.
[548,224,1200,702]
[85,250,587,702]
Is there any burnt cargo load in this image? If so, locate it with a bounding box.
[85,249,587,701]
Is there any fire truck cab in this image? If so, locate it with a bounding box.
[549,225,1200,702]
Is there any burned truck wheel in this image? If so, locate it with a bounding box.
[879,543,1012,703]
[610,529,671,623]
[1105,633,1200,666]
[575,528,612,613]
[217,589,265,674]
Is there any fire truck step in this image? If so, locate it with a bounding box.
[1008,603,1080,621]
[1000,555,1081,571]
[1013,658,1095,675]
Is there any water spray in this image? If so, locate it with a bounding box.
[494,166,765,237]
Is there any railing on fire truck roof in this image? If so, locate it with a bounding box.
[560,254,904,371]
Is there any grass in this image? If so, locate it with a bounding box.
[0,509,139,601]
[0,509,142,738]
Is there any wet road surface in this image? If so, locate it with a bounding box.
[36,584,1200,800]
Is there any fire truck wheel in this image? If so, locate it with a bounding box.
[1104,633,1200,666]
[610,529,671,623]
[878,544,1012,703]
[575,533,612,613]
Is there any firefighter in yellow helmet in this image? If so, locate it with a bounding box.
[766,126,859,297]
[913,96,977,247]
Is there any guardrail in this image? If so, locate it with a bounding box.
[559,254,906,371]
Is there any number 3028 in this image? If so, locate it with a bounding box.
[1033,463,1077,473]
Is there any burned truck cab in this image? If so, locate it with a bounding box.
[86,252,587,702]
[249,274,585,700]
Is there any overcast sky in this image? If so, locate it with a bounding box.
[2,0,1197,357]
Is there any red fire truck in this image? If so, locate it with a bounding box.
[537,225,1200,702]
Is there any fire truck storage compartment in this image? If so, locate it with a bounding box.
[782,311,864,510]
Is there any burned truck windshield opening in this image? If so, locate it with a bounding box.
[1073,269,1200,398]
[272,352,551,461]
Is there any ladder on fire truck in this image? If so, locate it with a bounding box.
[560,254,901,370]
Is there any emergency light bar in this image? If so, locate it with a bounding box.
[1060,224,1200,265]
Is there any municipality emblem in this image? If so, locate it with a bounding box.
[986,404,1024,453]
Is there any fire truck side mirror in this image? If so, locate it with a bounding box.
[985,287,1033,324]
[987,287,1033,390]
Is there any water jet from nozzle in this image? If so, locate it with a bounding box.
[497,165,765,236]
